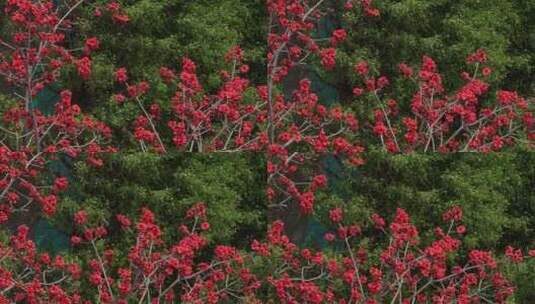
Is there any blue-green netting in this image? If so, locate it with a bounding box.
[31,83,60,116]
[33,219,70,255]
[15,0,71,253]
[283,65,340,106]
[33,85,71,253]
[283,12,359,249]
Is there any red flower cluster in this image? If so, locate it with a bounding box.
[354,51,534,153]
[109,0,369,215]
[1,203,529,303]
[0,1,115,222]
[94,1,130,24]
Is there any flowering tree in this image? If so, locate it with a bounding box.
[108,0,532,219]
[356,51,534,153]
[108,1,375,215]
[0,204,532,303]
[0,0,533,302]
[0,0,115,223]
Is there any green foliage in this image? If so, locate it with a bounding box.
[66,0,265,109]
[317,151,535,250]
[52,153,267,249]
[333,0,535,97]
[505,258,535,304]
[311,151,535,303]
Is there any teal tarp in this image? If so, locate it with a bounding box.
[32,85,71,253]
[282,12,358,248]
[32,84,60,115]
[33,219,70,255]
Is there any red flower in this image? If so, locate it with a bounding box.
[355,61,369,76]
[330,29,347,46]
[398,63,413,78]
[113,93,126,104]
[497,90,518,106]
[239,64,250,73]
[71,235,82,245]
[482,67,492,76]
[467,48,488,64]
[353,87,364,96]
[299,192,315,214]
[84,37,100,53]
[75,57,92,80]
[324,233,335,242]
[53,177,69,192]
[329,208,343,223]
[443,206,463,222]
[505,246,524,263]
[311,175,327,190]
[74,210,88,226]
[106,2,121,11]
[371,213,385,228]
[115,67,128,83]
[200,222,210,231]
[159,67,176,83]
[320,48,336,70]
[112,14,130,24]
[116,214,132,228]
